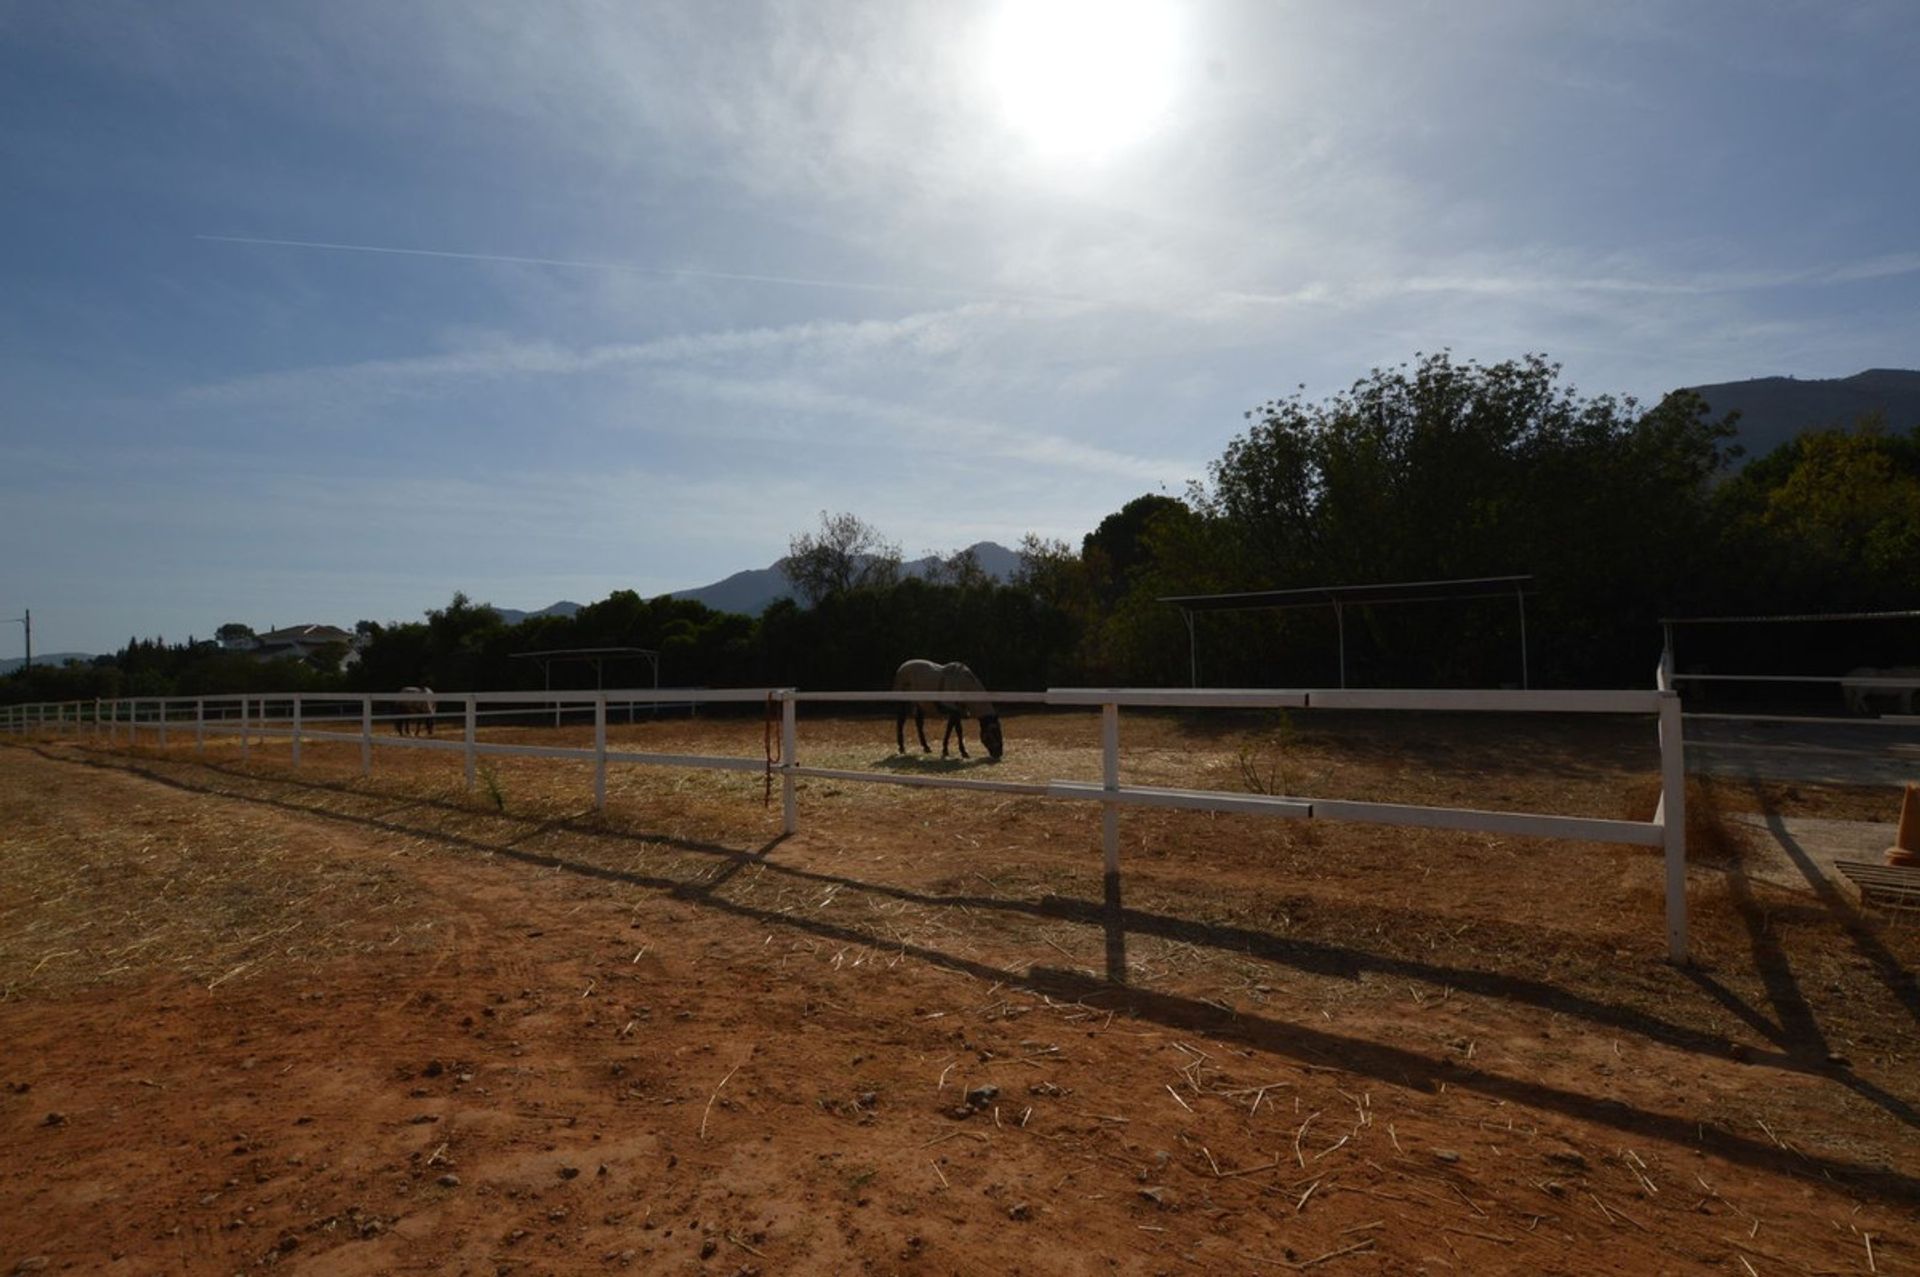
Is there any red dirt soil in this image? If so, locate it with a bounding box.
[2,710,1917,1275]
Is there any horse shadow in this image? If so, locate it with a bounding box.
[871,752,999,773]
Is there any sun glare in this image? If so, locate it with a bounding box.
[985,0,1180,159]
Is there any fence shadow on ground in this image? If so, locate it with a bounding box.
[1682,796,1920,1062]
[20,739,1920,1206]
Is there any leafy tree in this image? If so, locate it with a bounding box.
[1082,494,1190,604]
[924,547,993,591]
[782,511,902,605]
[1193,352,1739,684]
[1715,416,1920,610]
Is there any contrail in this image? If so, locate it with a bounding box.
[194,233,1082,305]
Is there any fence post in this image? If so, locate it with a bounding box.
[594,695,608,813]
[157,698,169,749]
[240,696,249,761]
[360,697,372,777]
[1102,701,1126,984]
[1659,689,1688,964]
[464,695,477,792]
[291,695,302,768]
[781,691,798,835]
[93,698,101,741]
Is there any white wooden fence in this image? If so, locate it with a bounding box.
[3,683,1689,964]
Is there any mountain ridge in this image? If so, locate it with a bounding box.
[670,540,1022,616]
[1682,368,1920,462]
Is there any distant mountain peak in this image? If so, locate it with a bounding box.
[670,541,1022,616]
[1683,368,1920,463]
[493,601,582,625]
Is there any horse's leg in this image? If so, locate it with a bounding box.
[915,707,932,752]
[949,714,969,759]
[896,705,908,754]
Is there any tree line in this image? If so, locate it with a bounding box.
[7,350,1916,706]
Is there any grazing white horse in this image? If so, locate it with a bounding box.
[395,686,436,736]
[1841,667,1919,717]
[893,659,1003,761]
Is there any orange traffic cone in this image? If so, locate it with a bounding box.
[1889,783,1920,867]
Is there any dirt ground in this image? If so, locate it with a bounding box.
[2,708,1918,1276]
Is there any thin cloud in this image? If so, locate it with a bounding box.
[195,234,1090,306]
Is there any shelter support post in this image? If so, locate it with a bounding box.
[1518,590,1530,689]
[464,696,477,792]
[1183,608,1197,688]
[291,695,302,768]
[239,696,249,760]
[196,699,205,755]
[1335,602,1347,689]
[361,697,372,776]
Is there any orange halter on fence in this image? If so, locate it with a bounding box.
[763,692,783,806]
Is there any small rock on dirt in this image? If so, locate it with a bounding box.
[558,1165,581,1180]
[1433,1148,1462,1164]
[1139,1185,1176,1208]
[1007,1201,1031,1221]
[964,1084,999,1109]
[40,1112,65,1127]
[438,1174,462,1188]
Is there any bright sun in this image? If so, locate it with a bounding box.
[984,0,1180,159]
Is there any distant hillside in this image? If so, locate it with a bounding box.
[0,652,95,675]
[493,601,582,625]
[1684,369,1920,463]
[672,541,1022,616]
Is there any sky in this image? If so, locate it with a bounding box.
[2,0,1917,657]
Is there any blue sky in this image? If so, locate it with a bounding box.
[3,0,1916,656]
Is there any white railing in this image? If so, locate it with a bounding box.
[3,682,1690,964]
[1665,670,1920,725]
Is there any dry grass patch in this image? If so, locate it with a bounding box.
[0,743,436,998]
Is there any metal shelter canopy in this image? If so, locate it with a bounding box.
[510,646,661,689]
[511,647,662,724]
[1160,574,1534,689]
[1658,608,1920,672]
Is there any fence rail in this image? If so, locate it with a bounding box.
[1668,670,1920,725]
[3,681,1689,967]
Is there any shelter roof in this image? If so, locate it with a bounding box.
[1661,610,1920,625]
[1159,574,1531,613]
